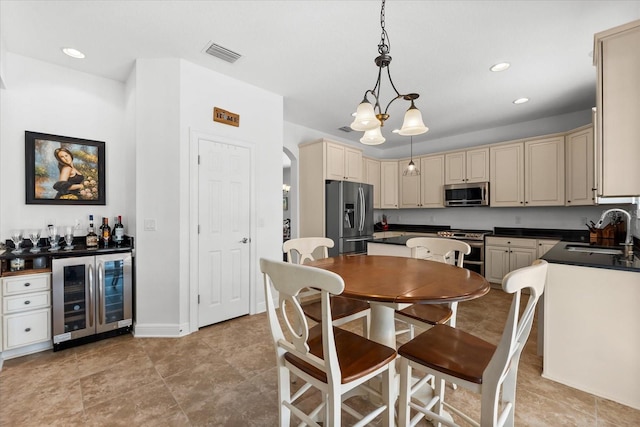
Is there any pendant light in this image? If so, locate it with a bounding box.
[403,136,420,176]
[350,0,429,144]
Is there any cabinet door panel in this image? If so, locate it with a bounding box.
[565,128,594,206]
[399,160,420,208]
[490,143,524,207]
[485,246,510,283]
[509,248,537,272]
[466,148,489,183]
[445,151,465,184]
[325,143,345,180]
[421,155,445,207]
[380,161,399,208]
[4,308,51,349]
[525,137,565,206]
[344,147,362,181]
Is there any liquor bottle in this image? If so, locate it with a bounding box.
[86,215,99,249]
[100,217,111,247]
[113,215,124,246]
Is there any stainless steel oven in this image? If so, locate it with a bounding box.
[437,230,490,276]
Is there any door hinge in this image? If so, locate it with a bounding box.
[198,294,200,304]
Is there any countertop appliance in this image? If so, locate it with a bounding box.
[444,182,489,207]
[52,252,133,350]
[326,180,374,256]
[437,229,492,275]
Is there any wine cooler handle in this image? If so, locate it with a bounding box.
[88,264,94,327]
[98,262,104,325]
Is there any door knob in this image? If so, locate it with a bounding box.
[240,237,250,244]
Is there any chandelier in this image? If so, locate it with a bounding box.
[403,136,420,176]
[350,0,429,145]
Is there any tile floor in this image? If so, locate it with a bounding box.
[1,288,639,426]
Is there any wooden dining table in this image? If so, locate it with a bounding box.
[307,255,490,348]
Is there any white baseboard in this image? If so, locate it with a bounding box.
[133,323,182,338]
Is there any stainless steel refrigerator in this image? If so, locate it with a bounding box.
[325,180,374,256]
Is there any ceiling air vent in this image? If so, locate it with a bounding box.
[204,42,242,63]
[338,126,353,133]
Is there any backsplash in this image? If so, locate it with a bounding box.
[377,204,639,238]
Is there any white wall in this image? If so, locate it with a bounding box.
[131,59,283,336]
[0,53,130,239]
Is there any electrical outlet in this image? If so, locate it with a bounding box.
[144,219,157,231]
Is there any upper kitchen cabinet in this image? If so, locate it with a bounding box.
[299,139,363,237]
[380,161,399,209]
[363,157,381,209]
[593,20,640,197]
[444,147,489,184]
[565,126,595,206]
[398,155,445,208]
[490,142,524,207]
[325,141,363,182]
[490,136,565,207]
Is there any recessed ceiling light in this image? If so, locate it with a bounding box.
[513,97,529,104]
[490,62,510,72]
[61,48,85,59]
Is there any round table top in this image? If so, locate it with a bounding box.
[307,255,490,304]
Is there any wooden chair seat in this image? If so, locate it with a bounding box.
[302,296,371,323]
[395,304,453,327]
[285,324,397,384]
[398,324,496,384]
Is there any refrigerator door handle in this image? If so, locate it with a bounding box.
[359,186,365,232]
[88,264,94,327]
[98,262,104,325]
[345,237,371,242]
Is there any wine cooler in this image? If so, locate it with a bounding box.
[52,253,133,350]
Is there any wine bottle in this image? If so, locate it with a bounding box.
[100,217,111,247]
[113,215,124,246]
[86,215,98,249]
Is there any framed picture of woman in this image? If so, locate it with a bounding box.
[25,131,106,205]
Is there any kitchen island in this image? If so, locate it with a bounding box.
[541,241,640,410]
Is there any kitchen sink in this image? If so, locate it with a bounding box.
[565,244,624,255]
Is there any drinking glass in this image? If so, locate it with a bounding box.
[29,230,41,253]
[48,226,60,251]
[64,227,74,250]
[11,230,23,254]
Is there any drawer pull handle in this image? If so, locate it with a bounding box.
[24,282,31,287]
[25,327,31,332]
[24,300,31,305]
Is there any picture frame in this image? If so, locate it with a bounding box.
[25,131,106,205]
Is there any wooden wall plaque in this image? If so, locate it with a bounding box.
[213,107,240,127]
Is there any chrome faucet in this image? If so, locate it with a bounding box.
[595,208,634,258]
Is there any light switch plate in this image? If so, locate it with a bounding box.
[144,219,157,231]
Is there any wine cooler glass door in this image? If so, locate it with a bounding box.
[52,256,96,343]
[96,253,133,334]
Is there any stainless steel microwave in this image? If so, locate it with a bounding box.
[444,182,489,206]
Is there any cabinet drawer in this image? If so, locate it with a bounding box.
[2,273,51,295]
[485,237,537,248]
[3,291,51,314]
[3,308,52,350]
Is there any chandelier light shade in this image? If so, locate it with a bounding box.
[360,126,386,145]
[403,136,421,176]
[351,0,429,145]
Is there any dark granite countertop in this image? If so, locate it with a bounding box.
[370,235,424,246]
[541,241,640,273]
[492,227,589,242]
[375,223,451,233]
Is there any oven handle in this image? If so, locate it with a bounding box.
[463,240,484,248]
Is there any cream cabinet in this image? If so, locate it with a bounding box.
[525,136,565,206]
[363,157,381,209]
[399,155,445,208]
[445,147,489,184]
[299,139,363,237]
[490,136,564,207]
[325,141,362,182]
[594,20,640,197]
[1,272,52,354]
[380,161,399,209]
[565,126,594,206]
[537,239,560,258]
[485,237,537,283]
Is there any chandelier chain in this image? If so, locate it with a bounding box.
[378,0,390,55]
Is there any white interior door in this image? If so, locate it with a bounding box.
[198,140,251,327]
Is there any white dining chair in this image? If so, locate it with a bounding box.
[397,260,548,427]
[283,237,370,336]
[261,258,396,427]
[395,237,471,339]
